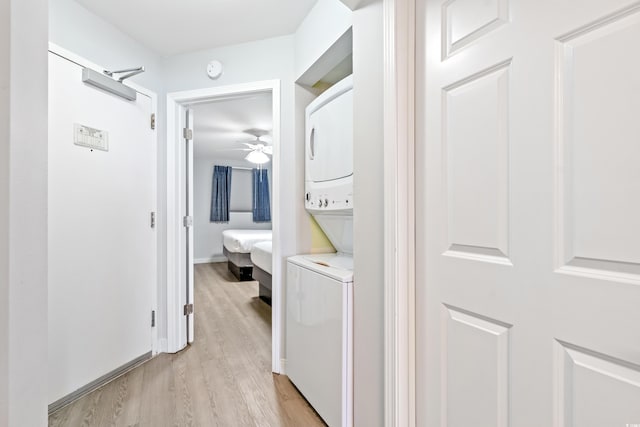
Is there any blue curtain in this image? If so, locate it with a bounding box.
[252,168,271,222]
[210,165,232,222]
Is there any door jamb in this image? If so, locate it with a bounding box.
[382,0,416,426]
[166,80,283,374]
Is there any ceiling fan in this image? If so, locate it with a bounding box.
[239,128,272,164]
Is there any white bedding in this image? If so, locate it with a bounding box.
[222,229,272,254]
[251,241,272,274]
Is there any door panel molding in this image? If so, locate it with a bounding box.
[554,340,640,427]
[554,4,640,285]
[442,59,512,265]
[442,305,511,427]
[442,0,509,59]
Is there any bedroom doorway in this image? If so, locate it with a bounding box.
[166,80,283,374]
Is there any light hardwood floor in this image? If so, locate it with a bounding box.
[49,262,326,427]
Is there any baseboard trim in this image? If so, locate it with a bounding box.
[194,256,227,264]
[48,351,153,415]
[279,358,287,375]
[158,338,168,353]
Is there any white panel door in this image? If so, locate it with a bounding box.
[416,0,640,426]
[48,52,156,402]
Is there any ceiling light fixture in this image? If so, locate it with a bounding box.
[245,150,270,164]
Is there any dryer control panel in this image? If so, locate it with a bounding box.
[305,178,353,212]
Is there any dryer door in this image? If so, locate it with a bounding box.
[306,88,353,183]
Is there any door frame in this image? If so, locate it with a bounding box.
[47,42,161,357]
[382,0,416,425]
[166,80,283,373]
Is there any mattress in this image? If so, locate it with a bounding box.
[251,241,272,274]
[222,229,272,253]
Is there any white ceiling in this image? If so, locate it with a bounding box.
[192,93,273,163]
[74,0,318,56]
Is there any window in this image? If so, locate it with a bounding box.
[229,168,252,212]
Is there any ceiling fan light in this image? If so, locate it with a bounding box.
[245,150,270,164]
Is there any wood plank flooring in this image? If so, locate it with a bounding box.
[49,262,326,427]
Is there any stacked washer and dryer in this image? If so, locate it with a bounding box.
[286,75,354,427]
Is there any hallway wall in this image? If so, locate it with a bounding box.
[1,0,49,425]
[49,0,164,93]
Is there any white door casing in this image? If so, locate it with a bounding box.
[166,81,283,374]
[416,0,640,426]
[48,49,157,402]
[383,0,416,425]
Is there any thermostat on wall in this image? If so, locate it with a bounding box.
[207,60,223,79]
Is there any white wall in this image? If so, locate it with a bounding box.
[0,0,49,425]
[352,2,384,426]
[163,36,294,94]
[49,0,163,93]
[194,158,271,262]
[294,0,352,81]
[0,2,9,420]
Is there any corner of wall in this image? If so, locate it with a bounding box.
[352,1,385,426]
[7,0,49,424]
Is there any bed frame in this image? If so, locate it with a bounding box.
[223,247,253,281]
[252,265,272,305]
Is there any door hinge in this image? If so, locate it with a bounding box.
[151,310,156,327]
[183,303,194,316]
[183,216,193,227]
[183,128,193,140]
[150,113,156,130]
[150,212,156,228]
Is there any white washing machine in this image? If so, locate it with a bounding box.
[286,253,353,427]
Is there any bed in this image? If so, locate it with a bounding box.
[251,241,273,305]
[222,229,272,281]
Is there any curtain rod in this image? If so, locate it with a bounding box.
[231,166,253,171]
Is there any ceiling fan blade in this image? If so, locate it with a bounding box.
[263,146,273,155]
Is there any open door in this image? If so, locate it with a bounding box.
[185,108,195,344]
